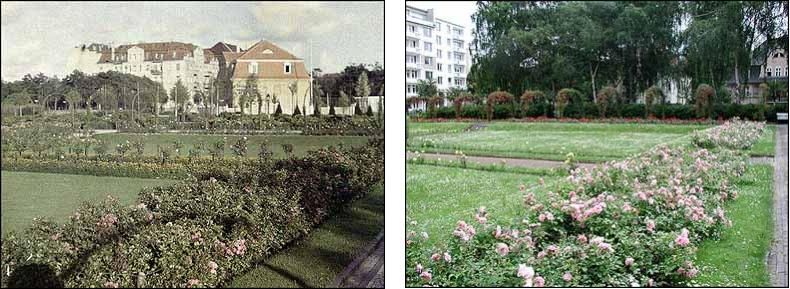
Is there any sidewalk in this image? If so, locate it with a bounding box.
[767,124,788,287]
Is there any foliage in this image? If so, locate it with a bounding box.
[406,120,763,286]
[596,86,618,118]
[644,86,664,118]
[695,84,714,118]
[230,137,249,158]
[521,90,545,116]
[486,91,514,121]
[417,79,439,99]
[555,88,579,118]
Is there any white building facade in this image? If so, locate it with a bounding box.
[67,42,220,111]
[406,5,471,105]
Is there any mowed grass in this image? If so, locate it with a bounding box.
[94,133,370,158]
[407,164,556,247]
[407,122,710,162]
[230,184,384,288]
[749,125,776,157]
[0,171,177,236]
[693,165,774,287]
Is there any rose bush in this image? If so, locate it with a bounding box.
[0,139,383,288]
[406,119,763,287]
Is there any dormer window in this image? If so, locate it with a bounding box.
[262,49,273,55]
[284,63,292,74]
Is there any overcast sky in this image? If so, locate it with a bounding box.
[1,1,383,80]
[406,1,477,43]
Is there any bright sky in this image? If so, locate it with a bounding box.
[406,1,477,43]
[1,1,384,80]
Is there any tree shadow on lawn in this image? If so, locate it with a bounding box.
[227,195,384,287]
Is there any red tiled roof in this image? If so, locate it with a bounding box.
[97,42,198,63]
[236,40,302,61]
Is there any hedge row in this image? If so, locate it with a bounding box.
[0,139,384,288]
[423,103,788,122]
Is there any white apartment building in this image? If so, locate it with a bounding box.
[406,5,471,108]
[67,42,221,111]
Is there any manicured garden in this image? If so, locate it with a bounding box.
[94,133,370,159]
[406,119,775,287]
[408,121,710,162]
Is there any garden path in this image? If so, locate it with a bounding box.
[406,152,597,169]
[333,232,384,288]
[768,124,788,287]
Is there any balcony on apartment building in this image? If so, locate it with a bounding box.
[406,61,421,69]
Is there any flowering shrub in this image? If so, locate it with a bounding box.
[0,140,383,288]
[691,118,766,150]
[406,121,763,287]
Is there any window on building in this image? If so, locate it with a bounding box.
[766,66,771,77]
[424,42,432,51]
[407,70,417,78]
[437,50,442,58]
[446,24,450,31]
[438,63,443,71]
[786,66,788,77]
[777,67,781,77]
[285,63,292,74]
[435,23,441,31]
[407,55,417,63]
[409,25,415,33]
[437,77,443,85]
[436,36,441,45]
[408,40,417,48]
[424,28,432,37]
[425,71,433,80]
[248,62,258,74]
[424,57,432,65]
[407,84,417,94]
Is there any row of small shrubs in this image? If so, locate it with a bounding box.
[406,120,764,287]
[0,139,384,288]
[421,103,788,122]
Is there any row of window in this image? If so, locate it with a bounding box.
[436,50,465,61]
[434,22,464,35]
[406,77,467,94]
[247,62,293,75]
[765,66,789,77]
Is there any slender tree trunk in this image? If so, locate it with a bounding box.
[590,62,599,103]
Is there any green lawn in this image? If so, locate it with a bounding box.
[749,125,776,157]
[94,133,370,158]
[693,164,774,287]
[407,122,709,162]
[407,164,557,247]
[230,184,384,288]
[0,171,177,236]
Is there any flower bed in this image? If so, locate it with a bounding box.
[692,118,766,150]
[406,120,765,287]
[0,140,383,288]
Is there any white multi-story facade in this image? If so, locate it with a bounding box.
[67,41,221,111]
[406,5,471,106]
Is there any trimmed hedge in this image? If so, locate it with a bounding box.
[0,139,383,288]
[421,103,788,122]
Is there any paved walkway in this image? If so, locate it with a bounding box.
[407,152,597,170]
[333,232,384,288]
[768,124,788,287]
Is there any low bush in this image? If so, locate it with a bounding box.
[406,119,763,287]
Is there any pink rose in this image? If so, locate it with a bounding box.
[517,264,534,279]
[420,271,432,282]
[625,257,634,267]
[431,253,441,262]
[534,276,545,287]
[495,243,509,256]
[675,228,690,247]
[563,272,573,282]
[443,252,452,263]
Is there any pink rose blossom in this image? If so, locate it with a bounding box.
[420,271,432,282]
[104,281,119,288]
[577,234,588,244]
[443,252,452,263]
[625,257,634,267]
[534,276,545,287]
[208,261,218,274]
[646,219,656,233]
[517,264,534,279]
[563,272,573,282]
[495,243,509,256]
[431,253,441,262]
[415,263,423,273]
[186,279,201,288]
[675,228,690,247]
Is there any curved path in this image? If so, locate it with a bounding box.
[768,124,788,287]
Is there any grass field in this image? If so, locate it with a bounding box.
[93,133,370,158]
[0,171,177,236]
[693,164,774,287]
[750,125,776,156]
[407,122,709,162]
[406,164,557,247]
[230,184,384,287]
